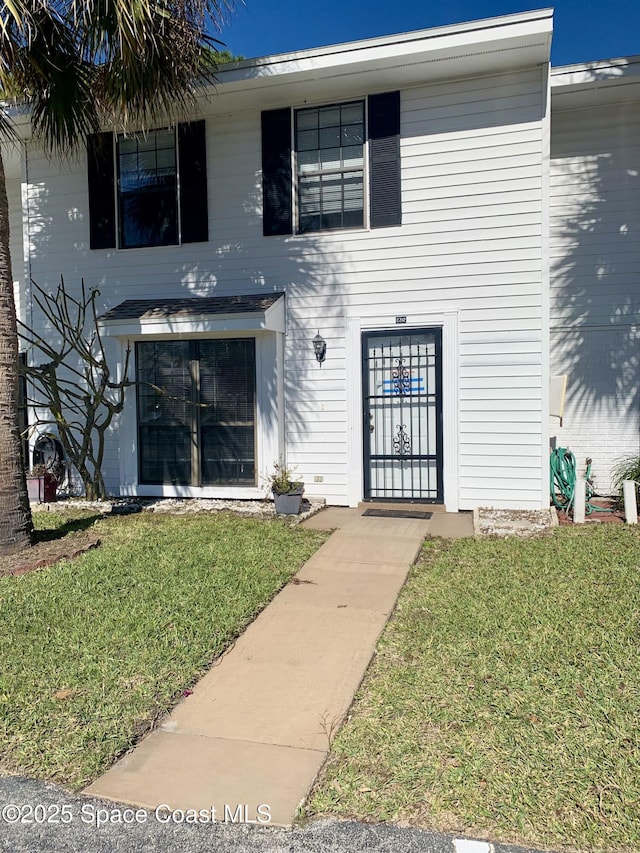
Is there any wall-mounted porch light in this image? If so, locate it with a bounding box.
[312,331,327,365]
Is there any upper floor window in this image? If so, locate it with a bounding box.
[262,91,401,237]
[295,101,365,233]
[117,129,178,249]
[87,120,208,250]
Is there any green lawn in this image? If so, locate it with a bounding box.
[307,525,640,853]
[0,510,327,789]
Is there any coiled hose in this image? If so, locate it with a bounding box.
[550,447,610,514]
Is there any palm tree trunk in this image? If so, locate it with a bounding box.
[0,148,33,555]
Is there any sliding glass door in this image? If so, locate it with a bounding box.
[136,339,256,486]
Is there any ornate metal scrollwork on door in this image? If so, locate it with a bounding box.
[391,357,411,395]
[393,424,411,457]
[363,330,442,501]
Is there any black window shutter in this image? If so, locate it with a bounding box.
[178,120,208,244]
[261,108,292,236]
[87,132,116,249]
[368,91,401,228]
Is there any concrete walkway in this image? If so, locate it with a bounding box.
[85,507,472,826]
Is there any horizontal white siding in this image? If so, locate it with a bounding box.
[550,101,640,491]
[550,327,639,494]
[23,65,547,507]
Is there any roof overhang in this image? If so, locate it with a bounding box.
[207,9,553,110]
[4,9,553,134]
[98,292,286,338]
[551,56,640,109]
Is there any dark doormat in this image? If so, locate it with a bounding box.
[362,508,433,520]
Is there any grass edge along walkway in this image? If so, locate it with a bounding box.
[0,510,328,790]
[307,525,640,853]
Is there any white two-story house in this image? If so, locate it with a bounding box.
[6,8,639,510]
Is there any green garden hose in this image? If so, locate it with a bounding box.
[550,447,611,514]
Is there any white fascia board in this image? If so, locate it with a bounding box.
[551,56,640,107]
[224,8,553,76]
[215,9,553,97]
[552,55,640,85]
[263,294,286,334]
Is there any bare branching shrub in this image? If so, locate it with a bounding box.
[18,278,130,500]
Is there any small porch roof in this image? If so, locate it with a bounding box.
[98,292,286,337]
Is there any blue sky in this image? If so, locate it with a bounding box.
[220,0,639,67]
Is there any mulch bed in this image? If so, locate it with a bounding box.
[555,498,626,526]
[2,495,326,578]
[1,532,101,577]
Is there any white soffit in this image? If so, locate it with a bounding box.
[5,10,553,131]
[210,8,553,108]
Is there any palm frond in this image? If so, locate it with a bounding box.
[1,0,238,148]
[611,454,640,502]
[0,2,99,149]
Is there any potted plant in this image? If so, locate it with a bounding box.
[267,459,304,515]
[26,463,58,503]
